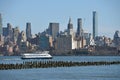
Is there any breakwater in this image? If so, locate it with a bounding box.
[0,61,120,70]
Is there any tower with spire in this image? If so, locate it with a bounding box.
[67,17,74,36]
[68,17,73,30]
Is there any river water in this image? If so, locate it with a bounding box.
[0,56,120,80]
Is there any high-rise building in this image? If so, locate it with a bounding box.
[77,18,83,37]
[114,30,120,47]
[39,34,52,50]
[7,23,13,40]
[68,17,73,30]
[55,34,77,50]
[3,27,8,37]
[26,22,32,39]
[93,11,98,39]
[13,27,20,43]
[55,35,72,50]
[67,18,74,36]
[0,13,2,35]
[49,23,59,39]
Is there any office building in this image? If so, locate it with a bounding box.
[114,30,120,47]
[68,17,73,30]
[13,27,20,43]
[26,22,32,39]
[93,11,98,39]
[67,18,75,36]
[49,23,59,39]
[39,34,52,50]
[55,35,72,50]
[7,23,13,41]
[55,34,77,50]
[77,18,83,37]
[3,27,8,37]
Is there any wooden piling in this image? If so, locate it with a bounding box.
[0,61,120,70]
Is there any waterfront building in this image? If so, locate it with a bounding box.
[55,33,77,50]
[95,36,105,46]
[0,13,2,36]
[26,22,32,40]
[39,34,52,50]
[19,41,29,52]
[93,11,98,39]
[55,35,72,50]
[49,23,59,40]
[95,36,112,46]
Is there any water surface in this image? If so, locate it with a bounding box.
[0,56,120,80]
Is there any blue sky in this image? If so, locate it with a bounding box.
[0,0,120,38]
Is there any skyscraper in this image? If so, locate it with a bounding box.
[77,18,83,37]
[7,23,13,40]
[26,22,32,39]
[68,17,73,30]
[49,23,59,39]
[13,27,20,43]
[93,11,98,39]
[0,13,2,35]
[67,18,74,36]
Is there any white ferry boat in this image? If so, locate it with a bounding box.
[21,51,52,59]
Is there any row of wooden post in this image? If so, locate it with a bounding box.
[0,61,120,70]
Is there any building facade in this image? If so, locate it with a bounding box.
[55,35,72,50]
[93,11,98,39]
[38,34,52,50]
[77,18,83,37]
[67,18,74,36]
[26,22,32,39]
[114,30,120,47]
[49,23,59,40]
[13,27,20,43]
[7,23,13,41]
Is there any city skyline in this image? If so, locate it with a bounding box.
[0,0,120,38]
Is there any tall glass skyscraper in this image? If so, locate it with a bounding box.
[93,11,98,39]
[0,13,2,35]
[26,22,32,39]
[77,18,83,37]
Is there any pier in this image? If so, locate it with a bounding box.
[0,61,120,70]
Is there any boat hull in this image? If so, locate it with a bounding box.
[21,56,52,59]
[21,51,52,59]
